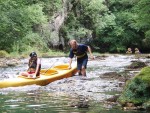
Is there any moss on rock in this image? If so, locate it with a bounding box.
[127,61,147,69]
[118,66,150,106]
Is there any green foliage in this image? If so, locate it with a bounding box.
[0,50,9,58]
[0,0,48,52]
[118,66,150,104]
[41,50,66,58]
[110,44,126,53]
[80,0,108,29]
[136,0,150,29]
[63,11,92,40]
[119,78,149,104]
[81,0,108,14]
[134,0,150,48]
[41,0,62,16]
[62,0,148,53]
[95,13,116,34]
[0,0,150,53]
[20,32,49,52]
[137,66,150,84]
[73,27,91,39]
[25,4,47,24]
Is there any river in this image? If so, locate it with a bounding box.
[0,54,149,113]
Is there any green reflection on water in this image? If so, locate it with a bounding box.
[0,90,88,113]
[0,90,146,113]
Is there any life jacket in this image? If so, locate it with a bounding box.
[29,59,37,69]
[28,58,41,77]
[73,49,86,58]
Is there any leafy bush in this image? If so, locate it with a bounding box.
[20,32,49,52]
[0,50,9,58]
[0,1,47,52]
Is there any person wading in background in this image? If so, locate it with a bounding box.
[68,40,94,77]
[134,48,141,54]
[126,48,132,54]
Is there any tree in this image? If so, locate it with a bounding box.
[0,0,47,52]
[135,0,150,48]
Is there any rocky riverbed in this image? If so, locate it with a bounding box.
[0,54,150,111]
[43,54,150,109]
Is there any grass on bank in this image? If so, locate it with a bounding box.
[0,49,103,59]
[0,50,68,58]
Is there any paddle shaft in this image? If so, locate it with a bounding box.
[42,59,58,74]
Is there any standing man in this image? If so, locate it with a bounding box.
[68,40,94,77]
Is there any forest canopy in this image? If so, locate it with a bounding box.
[0,0,149,53]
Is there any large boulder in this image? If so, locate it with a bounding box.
[127,60,147,69]
[118,66,150,110]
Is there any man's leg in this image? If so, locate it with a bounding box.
[81,58,88,76]
[78,70,82,75]
[77,62,82,76]
[81,66,86,76]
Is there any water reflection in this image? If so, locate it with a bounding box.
[0,87,90,113]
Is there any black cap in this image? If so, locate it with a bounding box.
[29,52,37,57]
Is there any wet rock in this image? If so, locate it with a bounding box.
[106,95,120,102]
[6,59,20,66]
[118,77,127,82]
[143,101,150,111]
[94,55,107,60]
[122,102,144,111]
[118,71,132,82]
[127,60,147,69]
[100,72,121,80]
[69,95,89,108]
[125,102,135,107]
[145,55,150,58]
[123,106,143,111]
[118,82,125,87]
[0,58,21,67]
[118,66,150,111]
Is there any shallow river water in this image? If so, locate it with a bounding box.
[0,54,149,113]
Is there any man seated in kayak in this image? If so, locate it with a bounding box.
[21,52,41,78]
[68,39,94,77]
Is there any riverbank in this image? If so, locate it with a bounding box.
[0,50,103,67]
[0,50,67,67]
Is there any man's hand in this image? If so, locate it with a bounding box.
[68,65,72,69]
[90,55,95,60]
[32,74,36,78]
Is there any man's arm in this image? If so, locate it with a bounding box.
[68,58,72,69]
[68,49,74,69]
[87,46,94,59]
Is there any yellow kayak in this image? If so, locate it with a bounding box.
[0,63,77,89]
